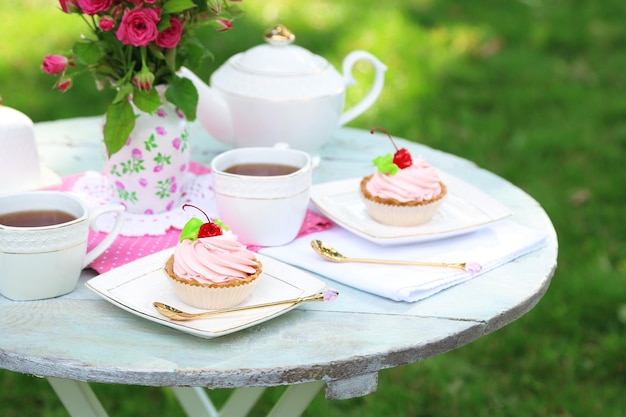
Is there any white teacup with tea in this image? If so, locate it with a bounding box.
[0,191,124,301]
[211,147,313,246]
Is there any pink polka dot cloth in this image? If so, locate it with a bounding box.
[49,162,333,274]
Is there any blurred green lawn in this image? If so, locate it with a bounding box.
[1,1,625,416]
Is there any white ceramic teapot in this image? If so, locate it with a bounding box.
[179,25,387,152]
[0,103,42,193]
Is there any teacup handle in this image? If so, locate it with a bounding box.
[338,51,388,126]
[82,204,125,268]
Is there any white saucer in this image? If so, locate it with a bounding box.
[310,171,513,246]
[86,249,328,339]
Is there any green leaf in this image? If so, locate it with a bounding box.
[373,154,399,175]
[157,16,172,32]
[214,219,229,231]
[148,43,166,61]
[133,88,161,113]
[103,100,135,157]
[162,0,197,14]
[179,217,203,241]
[166,77,198,121]
[185,38,213,69]
[72,41,101,65]
[112,84,133,104]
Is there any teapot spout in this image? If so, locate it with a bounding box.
[178,66,234,145]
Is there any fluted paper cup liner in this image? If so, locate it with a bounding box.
[360,176,447,227]
[164,255,262,309]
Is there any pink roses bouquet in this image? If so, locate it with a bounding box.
[42,0,242,157]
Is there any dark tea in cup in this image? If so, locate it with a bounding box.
[0,210,76,227]
[224,163,299,176]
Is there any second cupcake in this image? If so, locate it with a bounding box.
[360,127,447,226]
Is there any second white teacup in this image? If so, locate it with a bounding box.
[0,191,124,301]
[211,147,313,246]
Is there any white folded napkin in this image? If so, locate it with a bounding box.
[259,220,547,302]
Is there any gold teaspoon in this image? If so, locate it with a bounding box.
[153,290,339,321]
[310,240,482,273]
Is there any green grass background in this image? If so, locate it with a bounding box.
[1,0,625,416]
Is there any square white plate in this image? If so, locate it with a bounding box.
[310,171,513,246]
[86,249,327,339]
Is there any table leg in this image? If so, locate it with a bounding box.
[266,381,324,417]
[219,386,266,417]
[47,378,321,417]
[172,383,321,417]
[47,377,109,417]
[170,386,267,417]
[170,386,219,417]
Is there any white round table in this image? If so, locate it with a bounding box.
[0,117,558,417]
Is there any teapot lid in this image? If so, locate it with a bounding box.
[231,25,328,75]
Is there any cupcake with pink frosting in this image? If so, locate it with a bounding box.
[360,128,447,226]
[164,204,262,309]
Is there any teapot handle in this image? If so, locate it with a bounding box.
[338,51,388,126]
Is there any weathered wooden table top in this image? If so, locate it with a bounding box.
[0,117,557,400]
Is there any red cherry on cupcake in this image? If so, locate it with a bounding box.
[198,221,222,238]
[392,148,412,169]
[370,126,413,169]
[181,204,223,239]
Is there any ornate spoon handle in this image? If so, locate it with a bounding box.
[153,290,339,321]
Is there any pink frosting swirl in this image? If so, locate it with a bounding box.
[366,156,442,202]
[173,233,258,284]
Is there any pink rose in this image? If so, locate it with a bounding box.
[42,55,70,74]
[216,19,233,32]
[76,0,113,15]
[132,66,155,91]
[172,137,181,150]
[111,4,123,18]
[59,0,78,13]
[99,16,115,31]
[58,77,72,91]
[116,8,160,47]
[131,148,143,159]
[156,16,183,49]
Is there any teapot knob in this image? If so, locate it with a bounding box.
[264,24,295,46]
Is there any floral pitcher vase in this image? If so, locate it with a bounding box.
[104,97,190,215]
